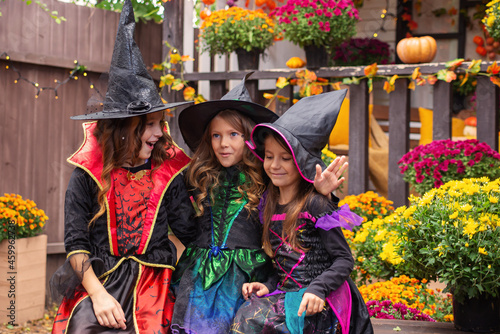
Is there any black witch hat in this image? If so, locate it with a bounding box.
[71,0,191,120]
[247,89,347,183]
[178,72,278,151]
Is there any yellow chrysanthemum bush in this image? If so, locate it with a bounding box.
[349,213,401,284]
[359,275,453,322]
[393,178,500,302]
[0,193,48,241]
[199,7,278,56]
[483,0,500,41]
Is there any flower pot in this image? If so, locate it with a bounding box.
[0,234,47,325]
[453,294,500,332]
[235,48,261,70]
[304,45,329,69]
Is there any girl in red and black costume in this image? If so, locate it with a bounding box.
[50,1,196,332]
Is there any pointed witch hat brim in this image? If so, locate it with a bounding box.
[178,72,278,152]
[71,0,192,120]
[247,89,348,183]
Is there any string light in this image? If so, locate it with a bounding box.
[371,0,396,38]
[0,51,103,100]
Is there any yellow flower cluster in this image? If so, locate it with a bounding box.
[408,177,500,238]
[349,213,401,283]
[199,7,277,55]
[352,214,403,265]
[483,0,500,40]
[340,191,394,223]
[321,145,337,167]
[359,275,453,320]
[0,193,48,240]
[202,7,275,33]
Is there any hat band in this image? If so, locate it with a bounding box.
[127,100,152,114]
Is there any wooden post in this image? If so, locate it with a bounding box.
[388,78,410,207]
[246,79,258,102]
[432,81,452,141]
[476,76,499,151]
[162,0,187,149]
[210,80,226,100]
[348,79,369,195]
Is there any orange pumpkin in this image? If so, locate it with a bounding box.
[465,116,477,127]
[396,36,437,64]
[286,57,306,68]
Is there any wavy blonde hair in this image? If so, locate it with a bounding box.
[187,109,266,216]
[90,111,175,226]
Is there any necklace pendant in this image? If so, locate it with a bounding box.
[127,169,148,181]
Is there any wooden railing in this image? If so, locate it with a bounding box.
[183,63,499,207]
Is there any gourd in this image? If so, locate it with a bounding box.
[464,116,477,127]
[396,36,437,64]
[286,57,306,68]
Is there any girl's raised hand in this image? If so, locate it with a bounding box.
[313,156,348,196]
[90,288,127,330]
[242,282,269,300]
[298,292,325,317]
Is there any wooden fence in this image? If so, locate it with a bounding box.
[0,0,163,300]
[182,65,500,208]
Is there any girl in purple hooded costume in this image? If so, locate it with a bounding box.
[231,90,373,334]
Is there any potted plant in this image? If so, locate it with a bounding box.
[393,178,500,332]
[333,37,392,66]
[271,0,359,68]
[0,193,48,325]
[199,6,277,70]
[398,139,500,196]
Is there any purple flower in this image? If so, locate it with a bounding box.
[334,7,342,16]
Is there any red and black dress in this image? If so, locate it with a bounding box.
[51,122,196,334]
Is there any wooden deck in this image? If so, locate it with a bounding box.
[372,319,500,334]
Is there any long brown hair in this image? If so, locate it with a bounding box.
[90,111,176,226]
[187,109,265,216]
[261,131,316,257]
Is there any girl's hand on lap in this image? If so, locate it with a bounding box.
[90,289,127,329]
[298,293,325,317]
[242,282,269,300]
[313,156,348,197]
